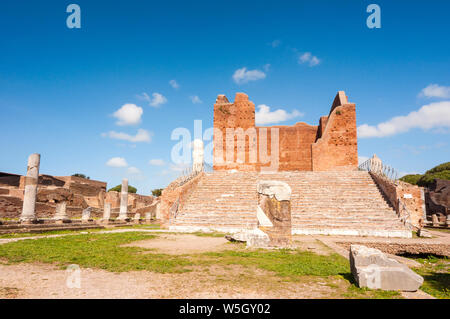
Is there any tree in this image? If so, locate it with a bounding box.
[72,173,90,179]
[400,162,450,187]
[108,184,137,193]
[151,188,163,197]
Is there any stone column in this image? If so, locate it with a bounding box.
[53,201,69,223]
[432,214,439,227]
[20,153,40,223]
[255,180,292,247]
[102,203,111,222]
[370,154,383,175]
[82,207,92,223]
[145,212,151,223]
[192,139,204,173]
[118,178,129,220]
[133,213,141,223]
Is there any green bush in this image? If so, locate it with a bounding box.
[417,170,450,187]
[151,188,163,197]
[400,162,450,187]
[72,173,90,179]
[108,184,137,193]
[399,174,422,185]
[425,162,450,174]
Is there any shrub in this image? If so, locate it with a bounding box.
[399,162,450,187]
[151,188,163,197]
[108,184,137,193]
[399,174,422,185]
[72,173,90,179]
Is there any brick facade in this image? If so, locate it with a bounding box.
[213,91,358,171]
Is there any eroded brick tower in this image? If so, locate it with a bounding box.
[213,91,358,171]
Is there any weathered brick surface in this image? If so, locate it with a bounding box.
[213,91,358,171]
[160,172,204,221]
[0,174,154,219]
[259,195,292,247]
[338,242,450,258]
[370,172,425,229]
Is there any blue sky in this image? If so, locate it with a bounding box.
[1,0,449,194]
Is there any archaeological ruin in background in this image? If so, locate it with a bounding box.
[0,154,159,230]
[161,91,440,239]
[213,91,358,171]
[0,90,446,238]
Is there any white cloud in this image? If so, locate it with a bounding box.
[190,95,203,104]
[357,101,450,138]
[270,40,281,48]
[106,157,128,167]
[113,104,143,126]
[127,166,141,174]
[102,129,152,143]
[149,159,165,166]
[298,52,321,67]
[169,80,179,89]
[419,84,450,99]
[137,92,167,107]
[232,67,266,84]
[255,104,303,125]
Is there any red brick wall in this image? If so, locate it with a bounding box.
[160,172,204,222]
[370,172,425,229]
[311,103,358,171]
[213,91,358,171]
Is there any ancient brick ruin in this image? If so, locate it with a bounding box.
[0,170,156,220]
[213,91,358,171]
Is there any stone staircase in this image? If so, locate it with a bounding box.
[169,171,412,238]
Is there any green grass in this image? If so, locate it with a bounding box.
[0,228,105,239]
[191,231,227,238]
[202,248,349,277]
[429,228,450,234]
[0,224,161,239]
[0,232,191,273]
[0,231,405,298]
[411,255,450,299]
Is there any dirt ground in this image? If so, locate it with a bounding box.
[0,262,339,299]
[0,233,346,299]
[121,234,232,254]
[0,230,444,299]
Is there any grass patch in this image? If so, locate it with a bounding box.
[0,228,105,239]
[0,231,407,298]
[192,231,227,238]
[0,232,191,273]
[201,249,349,277]
[411,255,449,299]
[429,228,450,234]
[341,283,402,299]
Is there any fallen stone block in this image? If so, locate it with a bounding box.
[417,228,432,238]
[350,244,423,291]
[226,228,271,248]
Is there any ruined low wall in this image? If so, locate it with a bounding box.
[311,102,358,171]
[212,91,358,172]
[160,172,204,222]
[0,173,154,220]
[369,172,425,229]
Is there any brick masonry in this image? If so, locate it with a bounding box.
[369,172,426,229]
[213,91,358,171]
[0,172,155,219]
